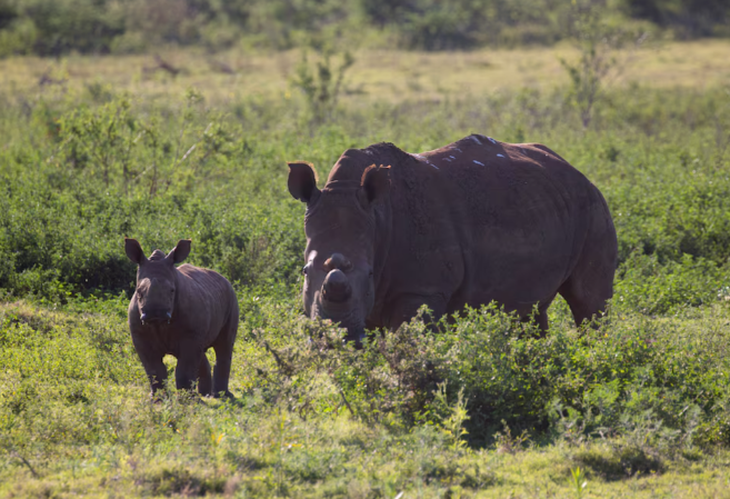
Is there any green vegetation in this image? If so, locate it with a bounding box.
[1,0,730,57]
[1,33,730,498]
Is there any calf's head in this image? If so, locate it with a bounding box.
[288,161,390,342]
[125,238,191,325]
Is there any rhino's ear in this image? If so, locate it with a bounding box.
[287,162,320,204]
[125,238,146,265]
[359,164,391,208]
[168,239,191,264]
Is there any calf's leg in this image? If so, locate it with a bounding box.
[133,340,167,397]
[212,326,237,398]
[175,346,209,394]
[197,355,213,396]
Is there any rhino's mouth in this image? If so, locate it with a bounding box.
[312,302,366,343]
[140,310,172,325]
[345,328,367,347]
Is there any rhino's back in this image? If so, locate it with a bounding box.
[176,264,237,312]
[383,135,607,310]
[167,264,238,341]
[410,135,592,226]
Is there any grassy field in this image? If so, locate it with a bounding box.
[2,40,730,106]
[1,39,730,497]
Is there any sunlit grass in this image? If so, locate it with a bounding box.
[3,298,730,497]
[1,40,728,108]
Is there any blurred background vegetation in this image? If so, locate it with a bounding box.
[0,0,729,57]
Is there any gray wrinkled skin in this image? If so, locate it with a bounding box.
[125,238,239,398]
[288,136,617,340]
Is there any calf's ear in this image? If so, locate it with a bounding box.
[287,162,320,204]
[359,164,391,208]
[169,239,192,264]
[125,238,146,264]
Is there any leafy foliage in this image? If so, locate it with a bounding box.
[291,48,354,125]
[0,0,728,56]
[622,0,730,37]
[250,301,730,454]
[560,0,649,127]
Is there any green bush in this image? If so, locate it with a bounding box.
[253,302,730,450]
[0,16,37,56]
[16,0,124,56]
[614,253,730,315]
[621,0,730,38]
[1,0,729,56]
[2,84,730,304]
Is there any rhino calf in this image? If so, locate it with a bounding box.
[125,238,239,398]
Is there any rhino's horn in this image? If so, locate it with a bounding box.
[324,253,352,272]
[322,269,352,303]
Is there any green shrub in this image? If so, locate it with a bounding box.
[615,253,730,315]
[251,299,730,449]
[2,0,729,57]
[0,16,37,56]
[622,0,730,38]
[291,49,354,125]
[15,0,125,56]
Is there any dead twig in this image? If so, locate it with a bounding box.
[338,387,356,417]
[209,59,236,75]
[38,71,66,87]
[11,452,39,478]
[263,341,295,377]
[142,55,182,77]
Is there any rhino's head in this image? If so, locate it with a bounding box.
[288,161,390,343]
[125,238,191,326]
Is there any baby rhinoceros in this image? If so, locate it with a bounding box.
[125,238,239,399]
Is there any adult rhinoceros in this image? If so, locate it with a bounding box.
[287,134,617,341]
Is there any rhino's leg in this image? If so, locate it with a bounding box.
[132,335,168,397]
[560,191,617,328]
[211,322,237,398]
[138,352,167,397]
[520,301,552,336]
[197,355,213,396]
[175,346,208,394]
[385,294,447,330]
[212,347,232,398]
